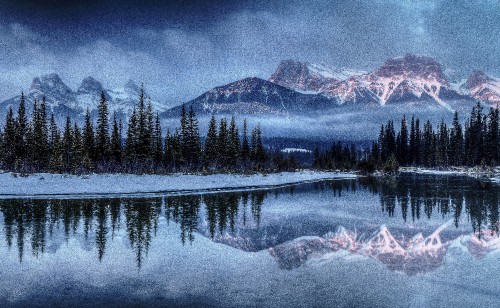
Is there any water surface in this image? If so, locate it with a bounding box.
[1,174,500,307]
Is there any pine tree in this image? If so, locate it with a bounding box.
[3,107,16,169]
[217,118,229,169]
[414,118,421,166]
[96,91,110,162]
[398,115,408,165]
[486,106,499,165]
[251,125,266,169]
[240,119,250,166]
[72,123,83,172]
[164,129,173,170]
[438,119,449,167]
[409,116,416,166]
[143,101,153,161]
[62,116,74,172]
[423,120,434,167]
[449,111,463,166]
[15,93,28,169]
[153,113,163,166]
[49,116,63,173]
[110,113,123,165]
[186,105,201,169]
[204,114,218,169]
[126,107,138,162]
[179,104,188,167]
[83,109,96,163]
[227,115,240,170]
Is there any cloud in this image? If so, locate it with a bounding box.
[0,0,499,105]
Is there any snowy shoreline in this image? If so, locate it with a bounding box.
[400,166,500,182]
[0,170,357,199]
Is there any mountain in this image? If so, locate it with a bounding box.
[464,70,500,106]
[163,77,336,117]
[269,223,455,274]
[0,73,166,124]
[269,60,365,93]
[269,54,474,108]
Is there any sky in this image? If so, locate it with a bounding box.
[0,0,498,106]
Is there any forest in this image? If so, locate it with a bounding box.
[0,88,299,175]
[1,86,498,175]
[314,102,500,173]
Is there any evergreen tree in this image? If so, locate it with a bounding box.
[110,113,123,165]
[83,109,96,163]
[397,116,408,165]
[96,91,110,162]
[486,106,499,165]
[251,125,266,169]
[217,118,229,169]
[31,98,49,170]
[437,119,449,167]
[240,119,250,166]
[72,123,83,172]
[15,93,28,169]
[449,111,463,166]
[3,107,16,169]
[204,114,218,169]
[49,116,63,173]
[414,118,421,165]
[62,116,74,172]
[186,105,201,169]
[422,120,434,167]
[164,129,173,170]
[126,107,138,162]
[227,115,240,170]
[153,113,163,166]
[179,104,188,166]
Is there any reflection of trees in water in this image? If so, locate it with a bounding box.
[366,175,500,237]
[0,190,268,266]
[123,198,162,268]
[165,195,201,244]
[2,175,497,266]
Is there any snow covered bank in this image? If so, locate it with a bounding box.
[400,166,500,180]
[0,170,356,198]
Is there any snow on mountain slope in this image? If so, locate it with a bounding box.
[465,70,500,106]
[267,221,487,274]
[164,77,336,116]
[0,74,167,124]
[269,54,472,110]
[269,59,366,94]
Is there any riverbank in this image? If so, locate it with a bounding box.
[399,166,500,182]
[0,170,357,198]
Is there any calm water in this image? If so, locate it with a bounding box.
[1,173,500,307]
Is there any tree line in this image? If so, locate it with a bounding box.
[373,102,500,169]
[0,87,296,175]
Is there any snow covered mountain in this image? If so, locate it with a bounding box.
[269,60,365,93]
[0,73,166,124]
[464,70,500,106]
[268,222,463,274]
[270,54,473,109]
[163,77,335,117]
[162,54,496,121]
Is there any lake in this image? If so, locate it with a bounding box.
[1,173,500,307]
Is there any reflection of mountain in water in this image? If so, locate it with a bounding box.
[270,222,454,275]
[1,174,500,272]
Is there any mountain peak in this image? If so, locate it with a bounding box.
[374,54,445,82]
[270,60,341,92]
[124,79,141,94]
[77,76,105,95]
[466,70,493,89]
[29,73,74,101]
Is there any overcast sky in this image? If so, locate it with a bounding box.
[0,0,498,105]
